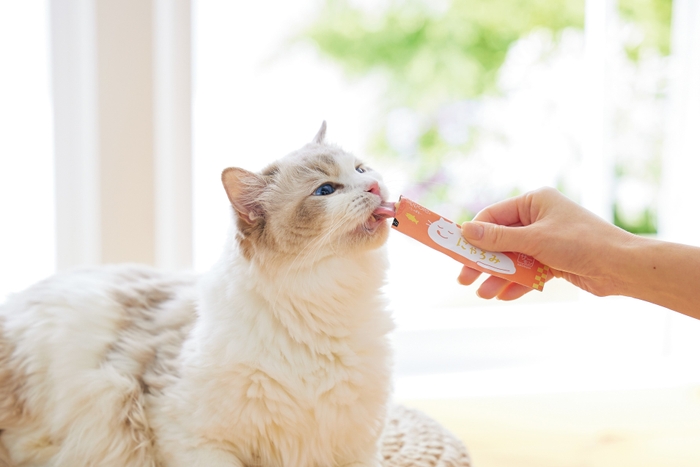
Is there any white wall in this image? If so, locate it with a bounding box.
[0,1,55,300]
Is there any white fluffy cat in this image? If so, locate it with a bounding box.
[0,122,397,467]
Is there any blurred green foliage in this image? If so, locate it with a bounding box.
[619,0,673,58]
[304,0,671,104]
[304,0,585,107]
[301,0,673,233]
[613,206,656,235]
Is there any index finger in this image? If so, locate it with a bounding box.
[472,196,526,226]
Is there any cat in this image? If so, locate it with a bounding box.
[0,122,398,467]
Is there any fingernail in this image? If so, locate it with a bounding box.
[462,222,484,240]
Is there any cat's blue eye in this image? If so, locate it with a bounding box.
[314,184,335,196]
[356,166,366,173]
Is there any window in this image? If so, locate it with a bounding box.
[192,0,700,402]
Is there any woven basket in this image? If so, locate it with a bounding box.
[381,405,471,467]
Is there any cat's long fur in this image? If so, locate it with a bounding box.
[0,123,395,467]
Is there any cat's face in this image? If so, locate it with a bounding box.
[221,122,395,266]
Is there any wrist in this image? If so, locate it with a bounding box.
[594,230,651,298]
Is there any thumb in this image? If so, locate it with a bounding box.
[461,221,531,254]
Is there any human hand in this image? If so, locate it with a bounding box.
[458,187,637,300]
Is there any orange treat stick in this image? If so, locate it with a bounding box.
[391,196,549,291]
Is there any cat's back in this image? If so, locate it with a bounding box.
[1,264,198,381]
[0,264,197,466]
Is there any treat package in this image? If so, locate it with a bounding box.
[391,196,549,291]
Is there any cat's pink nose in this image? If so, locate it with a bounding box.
[366,182,381,196]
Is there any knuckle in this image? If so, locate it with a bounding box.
[489,224,506,246]
[532,186,557,199]
[543,186,564,202]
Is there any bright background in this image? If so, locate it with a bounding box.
[2,1,700,466]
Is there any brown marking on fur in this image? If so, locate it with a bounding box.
[261,163,280,178]
[69,269,197,466]
[0,318,29,430]
[235,219,267,262]
[0,438,13,467]
[106,269,196,397]
[295,199,327,226]
[304,154,341,180]
[0,316,31,467]
[113,286,171,321]
[310,165,331,177]
[119,383,157,463]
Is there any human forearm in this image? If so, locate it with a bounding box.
[615,236,700,318]
[460,188,700,316]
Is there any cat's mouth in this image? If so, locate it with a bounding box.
[361,201,397,233]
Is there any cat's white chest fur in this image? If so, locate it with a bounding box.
[151,247,394,467]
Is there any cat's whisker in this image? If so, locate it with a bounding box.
[283,207,363,299]
[270,209,345,308]
[312,215,346,262]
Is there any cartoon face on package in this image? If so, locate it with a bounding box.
[427,218,516,275]
[392,197,549,291]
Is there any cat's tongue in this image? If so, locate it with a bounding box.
[372,201,397,219]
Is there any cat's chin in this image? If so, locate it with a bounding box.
[350,219,389,251]
[352,201,396,243]
[357,215,389,234]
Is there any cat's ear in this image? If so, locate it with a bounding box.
[312,121,327,144]
[221,167,268,224]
